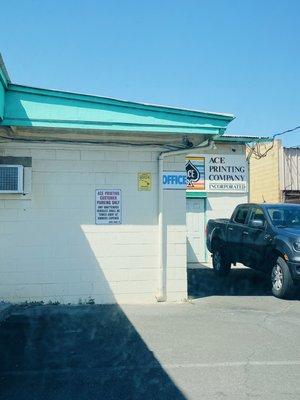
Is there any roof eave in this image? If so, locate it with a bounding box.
[8,84,235,122]
[2,84,234,135]
[215,135,272,144]
[0,54,11,87]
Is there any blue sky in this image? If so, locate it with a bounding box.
[1,0,300,145]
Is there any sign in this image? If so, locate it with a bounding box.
[162,172,187,190]
[138,172,152,191]
[186,154,247,193]
[95,189,122,225]
[186,157,205,190]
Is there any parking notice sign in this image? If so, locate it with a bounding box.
[95,189,122,225]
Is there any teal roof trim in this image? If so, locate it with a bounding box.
[0,54,9,120]
[0,84,235,134]
[0,84,5,121]
[215,135,272,144]
[186,191,207,198]
[9,84,234,121]
[0,69,8,89]
[0,54,10,88]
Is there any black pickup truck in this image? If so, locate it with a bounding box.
[206,203,300,298]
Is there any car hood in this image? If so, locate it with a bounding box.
[277,226,300,239]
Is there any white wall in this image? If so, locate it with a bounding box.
[206,193,248,221]
[0,142,187,304]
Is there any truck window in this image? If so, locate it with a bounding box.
[249,208,266,225]
[266,205,300,227]
[234,207,249,224]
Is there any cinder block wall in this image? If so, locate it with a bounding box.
[248,140,281,203]
[0,142,187,304]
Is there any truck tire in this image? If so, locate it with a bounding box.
[212,246,231,277]
[271,257,295,299]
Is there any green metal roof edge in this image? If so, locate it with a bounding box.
[186,191,207,198]
[0,54,10,88]
[1,56,235,134]
[8,83,235,122]
[215,135,272,144]
[0,69,7,88]
[1,118,223,134]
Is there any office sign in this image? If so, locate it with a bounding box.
[95,189,122,224]
[162,172,187,190]
[186,154,247,193]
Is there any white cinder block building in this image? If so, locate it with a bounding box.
[0,55,256,304]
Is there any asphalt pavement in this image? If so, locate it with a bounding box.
[0,267,299,400]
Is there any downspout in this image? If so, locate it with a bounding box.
[156,138,214,302]
[246,145,255,203]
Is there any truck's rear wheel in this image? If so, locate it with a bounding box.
[271,257,294,299]
[212,248,231,277]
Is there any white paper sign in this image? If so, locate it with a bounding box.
[95,189,122,225]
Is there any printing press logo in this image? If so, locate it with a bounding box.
[186,157,205,190]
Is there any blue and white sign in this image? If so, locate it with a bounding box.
[95,189,122,224]
[162,172,187,190]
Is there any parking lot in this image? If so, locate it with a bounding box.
[0,266,299,400]
[188,262,274,299]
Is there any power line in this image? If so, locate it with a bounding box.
[247,124,300,159]
[273,125,300,139]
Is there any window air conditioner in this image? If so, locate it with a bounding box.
[0,165,24,193]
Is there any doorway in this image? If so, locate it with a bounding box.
[186,198,206,264]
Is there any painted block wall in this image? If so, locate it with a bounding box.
[248,140,281,203]
[0,142,187,304]
[206,193,248,221]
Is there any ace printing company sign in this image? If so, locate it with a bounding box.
[162,154,248,193]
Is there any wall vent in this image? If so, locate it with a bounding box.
[0,165,24,193]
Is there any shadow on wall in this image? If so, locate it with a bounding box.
[186,238,206,264]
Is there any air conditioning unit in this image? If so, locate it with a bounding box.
[0,165,24,193]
